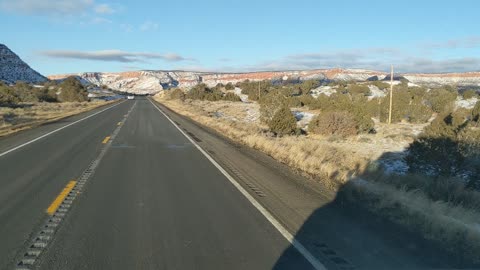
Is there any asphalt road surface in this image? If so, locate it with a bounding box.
[0,97,463,270]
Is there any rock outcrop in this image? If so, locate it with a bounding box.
[49,68,480,95]
[403,72,480,87]
[0,44,47,84]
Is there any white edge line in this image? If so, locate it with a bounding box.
[148,98,327,270]
[0,100,126,158]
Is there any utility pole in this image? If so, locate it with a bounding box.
[258,80,260,99]
[388,65,394,125]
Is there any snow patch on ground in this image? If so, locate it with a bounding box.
[408,82,420,87]
[234,87,249,102]
[455,97,478,110]
[293,111,316,128]
[310,86,337,97]
[386,80,402,86]
[245,108,260,122]
[368,85,386,99]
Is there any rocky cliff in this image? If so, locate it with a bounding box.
[0,44,47,84]
[49,68,480,95]
[404,72,480,86]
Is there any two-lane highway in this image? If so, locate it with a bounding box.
[0,98,315,270]
[0,100,131,269]
[0,97,462,270]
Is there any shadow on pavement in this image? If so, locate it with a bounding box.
[272,180,476,269]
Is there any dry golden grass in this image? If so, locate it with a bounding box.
[0,100,117,137]
[156,96,368,189]
[346,179,480,263]
[156,94,480,263]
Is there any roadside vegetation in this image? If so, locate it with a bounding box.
[156,79,480,264]
[0,76,113,137]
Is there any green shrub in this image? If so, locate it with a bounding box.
[298,95,316,108]
[375,86,432,123]
[406,111,480,188]
[298,80,320,94]
[13,81,38,102]
[309,111,358,136]
[472,101,480,122]
[370,81,390,89]
[285,96,303,107]
[57,77,88,102]
[223,92,241,102]
[33,87,57,102]
[0,85,18,105]
[354,112,375,133]
[462,89,478,99]
[239,80,272,101]
[186,83,209,100]
[268,106,298,136]
[225,82,234,90]
[204,92,223,101]
[259,90,288,123]
[426,88,457,113]
[168,88,186,101]
[347,84,370,95]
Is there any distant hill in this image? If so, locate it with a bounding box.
[0,44,47,84]
[49,68,480,95]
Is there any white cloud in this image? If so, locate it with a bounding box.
[139,21,159,31]
[230,47,480,73]
[396,57,480,73]
[94,3,114,14]
[422,36,480,49]
[0,0,94,15]
[90,17,111,24]
[39,49,194,63]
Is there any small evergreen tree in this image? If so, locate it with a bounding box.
[309,111,358,137]
[472,101,480,122]
[268,106,297,136]
[169,88,186,101]
[57,77,88,102]
[462,89,477,99]
[223,92,241,102]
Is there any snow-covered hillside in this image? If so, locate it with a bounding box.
[0,44,47,84]
[50,68,480,95]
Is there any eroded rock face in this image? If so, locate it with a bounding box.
[404,72,480,86]
[0,44,47,84]
[48,68,480,94]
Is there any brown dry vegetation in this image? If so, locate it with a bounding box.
[155,93,480,263]
[0,100,116,137]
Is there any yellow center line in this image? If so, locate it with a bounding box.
[46,180,77,215]
[117,122,122,126]
[102,136,111,144]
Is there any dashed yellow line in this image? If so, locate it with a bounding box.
[46,180,76,215]
[102,136,111,144]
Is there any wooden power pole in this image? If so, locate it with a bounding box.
[258,80,261,99]
[388,65,394,125]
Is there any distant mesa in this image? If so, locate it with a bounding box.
[49,68,480,95]
[0,44,47,84]
[2,44,480,95]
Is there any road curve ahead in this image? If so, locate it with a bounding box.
[0,97,314,270]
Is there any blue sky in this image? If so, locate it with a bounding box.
[1,0,479,75]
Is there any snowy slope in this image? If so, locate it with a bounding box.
[0,44,47,84]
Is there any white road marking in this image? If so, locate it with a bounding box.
[0,101,126,158]
[148,98,327,270]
